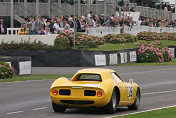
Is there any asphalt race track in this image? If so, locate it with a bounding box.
[1,66,176,118]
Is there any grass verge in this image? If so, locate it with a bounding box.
[119,58,176,66]
[88,40,176,51]
[0,74,72,82]
[113,107,176,118]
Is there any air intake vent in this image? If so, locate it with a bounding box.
[60,100,94,104]
[84,90,96,96]
[59,89,70,95]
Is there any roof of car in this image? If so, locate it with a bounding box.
[77,68,115,74]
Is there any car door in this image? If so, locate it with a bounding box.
[111,73,127,103]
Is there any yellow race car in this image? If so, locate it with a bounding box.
[50,68,141,113]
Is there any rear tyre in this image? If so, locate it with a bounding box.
[105,89,117,114]
[128,88,140,110]
[52,102,66,112]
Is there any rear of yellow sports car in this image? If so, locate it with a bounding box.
[50,84,110,108]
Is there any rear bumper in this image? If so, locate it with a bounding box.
[50,95,110,108]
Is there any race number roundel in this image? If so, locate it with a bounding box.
[127,84,133,99]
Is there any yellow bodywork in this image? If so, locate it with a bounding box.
[50,68,139,108]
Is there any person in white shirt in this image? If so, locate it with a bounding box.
[54,20,61,34]
[87,11,92,20]
[136,17,142,26]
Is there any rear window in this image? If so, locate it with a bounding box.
[77,74,102,81]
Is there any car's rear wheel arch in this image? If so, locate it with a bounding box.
[114,86,120,105]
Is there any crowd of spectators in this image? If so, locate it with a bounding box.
[1,10,176,35]
[14,10,176,35]
[130,0,175,13]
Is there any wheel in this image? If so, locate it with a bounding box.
[128,88,140,110]
[105,89,118,114]
[52,102,66,112]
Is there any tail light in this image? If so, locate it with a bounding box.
[53,90,58,95]
[97,91,102,97]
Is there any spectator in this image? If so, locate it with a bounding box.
[75,17,81,32]
[105,16,111,27]
[124,4,129,11]
[59,15,64,28]
[136,17,142,26]
[18,24,28,35]
[130,7,135,12]
[28,26,35,35]
[28,17,35,32]
[34,16,42,33]
[90,17,96,27]
[44,27,51,35]
[63,20,70,30]
[0,19,7,34]
[99,14,105,25]
[87,11,92,20]
[54,19,61,34]
[49,19,55,34]
[23,18,29,30]
[68,17,74,28]
[41,17,46,28]
[37,27,45,35]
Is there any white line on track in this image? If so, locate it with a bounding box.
[142,89,176,96]
[32,107,48,111]
[107,105,176,118]
[6,111,24,115]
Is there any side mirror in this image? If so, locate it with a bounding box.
[129,78,134,83]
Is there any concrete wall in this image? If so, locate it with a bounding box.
[0,49,138,67]
[0,34,57,46]
[87,26,176,37]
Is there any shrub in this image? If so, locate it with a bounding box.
[54,30,74,49]
[0,62,15,79]
[103,33,137,44]
[137,31,176,41]
[137,41,172,63]
[75,33,105,48]
[0,40,53,50]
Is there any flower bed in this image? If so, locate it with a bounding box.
[137,32,176,41]
[75,33,105,48]
[103,33,137,43]
[0,62,15,79]
[137,41,172,63]
[55,30,74,49]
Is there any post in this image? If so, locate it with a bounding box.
[73,2,76,46]
[58,0,61,16]
[36,0,39,16]
[78,0,81,17]
[24,0,27,17]
[10,0,14,28]
[104,0,107,19]
[96,0,98,14]
[160,2,162,33]
[122,5,125,33]
[112,0,115,14]
[48,0,51,17]
[175,0,176,20]
[87,0,90,14]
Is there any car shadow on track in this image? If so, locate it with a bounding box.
[54,107,130,115]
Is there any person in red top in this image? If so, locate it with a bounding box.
[0,19,7,34]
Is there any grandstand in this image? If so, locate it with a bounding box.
[0,0,175,28]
